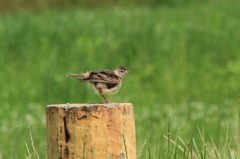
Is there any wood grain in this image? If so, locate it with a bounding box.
[46,103,136,159]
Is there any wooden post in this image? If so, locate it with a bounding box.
[46,103,136,159]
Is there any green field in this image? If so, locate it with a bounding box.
[0,1,240,158]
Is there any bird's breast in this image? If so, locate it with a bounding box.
[92,82,122,95]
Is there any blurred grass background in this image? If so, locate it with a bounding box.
[0,0,229,13]
[0,0,240,158]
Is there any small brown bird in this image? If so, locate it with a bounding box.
[67,66,131,103]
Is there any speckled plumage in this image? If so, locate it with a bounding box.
[67,66,131,103]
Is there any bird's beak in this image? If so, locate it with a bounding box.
[126,71,132,74]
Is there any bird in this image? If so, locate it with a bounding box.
[67,66,131,103]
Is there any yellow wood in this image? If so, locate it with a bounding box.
[46,103,136,159]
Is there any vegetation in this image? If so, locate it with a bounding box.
[0,0,239,158]
[1,0,236,13]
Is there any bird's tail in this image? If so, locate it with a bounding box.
[67,74,82,77]
[66,72,90,79]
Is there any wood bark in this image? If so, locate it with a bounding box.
[46,103,136,159]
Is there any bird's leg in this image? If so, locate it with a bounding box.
[100,95,110,103]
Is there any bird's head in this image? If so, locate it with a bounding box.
[114,65,131,78]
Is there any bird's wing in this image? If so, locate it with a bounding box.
[83,71,119,84]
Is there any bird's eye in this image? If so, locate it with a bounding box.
[121,70,124,72]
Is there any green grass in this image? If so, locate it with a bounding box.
[0,1,240,158]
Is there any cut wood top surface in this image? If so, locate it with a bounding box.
[47,103,133,109]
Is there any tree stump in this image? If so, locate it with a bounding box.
[46,103,136,159]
